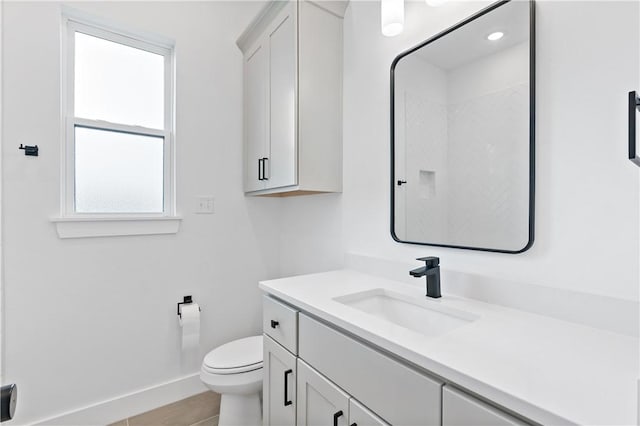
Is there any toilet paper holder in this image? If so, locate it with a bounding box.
[177,295,200,318]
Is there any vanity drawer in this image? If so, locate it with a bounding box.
[263,296,298,354]
[350,399,389,426]
[299,314,443,425]
[443,386,528,426]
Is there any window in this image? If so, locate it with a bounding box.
[56,15,179,237]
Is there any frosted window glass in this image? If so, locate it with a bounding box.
[75,127,164,213]
[75,32,164,129]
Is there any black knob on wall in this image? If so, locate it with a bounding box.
[1,384,17,422]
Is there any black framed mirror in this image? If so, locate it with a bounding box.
[390,0,535,253]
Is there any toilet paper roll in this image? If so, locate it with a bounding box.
[179,303,201,370]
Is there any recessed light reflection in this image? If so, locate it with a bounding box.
[487,31,504,41]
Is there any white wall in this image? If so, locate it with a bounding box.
[281,0,639,311]
[1,2,283,424]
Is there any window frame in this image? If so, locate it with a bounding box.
[61,17,176,219]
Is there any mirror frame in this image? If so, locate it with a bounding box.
[389,0,536,254]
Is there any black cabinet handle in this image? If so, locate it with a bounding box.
[629,91,640,166]
[262,157,269,180]
[350,423,357,426]
[333,410,343,426]
[284,369,293,406]
[258,158,264,180]
[270,320,279,329]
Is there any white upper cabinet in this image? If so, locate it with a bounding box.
[244,43,269,192]
[237,0,346,196]
[267,9,296,189]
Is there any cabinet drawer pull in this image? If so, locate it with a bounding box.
[333,410,343,426]
[270,320,280,329]
[629,91,640,166]
[258,158,264,181]
[262,157,269,180]
[284,369,293,406]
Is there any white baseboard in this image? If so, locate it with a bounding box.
[34,374,207,426]
[345,252,639,337]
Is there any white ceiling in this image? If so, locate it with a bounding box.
[409,0,530,70]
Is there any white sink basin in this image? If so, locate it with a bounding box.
[334,289,478,338]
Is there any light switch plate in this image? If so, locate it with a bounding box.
[195,197,214,214]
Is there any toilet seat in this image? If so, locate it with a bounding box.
[203,335,263,375]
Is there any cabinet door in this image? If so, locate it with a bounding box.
[244,41,268,192]
[297,359,349,426]
[266,3,297,189]
[443,386,528,426]
[264,335,297,426]
[349,399,389,426]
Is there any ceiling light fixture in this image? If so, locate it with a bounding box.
[381,0,404,37]
[487,31,504,41]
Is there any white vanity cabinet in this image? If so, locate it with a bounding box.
[297,359,350,426]
[349,399,389,426]
[442,386,527,426]
[263,296,299,426]
[298,314,443,425]
[297,359,389,426]
[264,335,297,426]
[262,295,532,426]
[237,0,345,196]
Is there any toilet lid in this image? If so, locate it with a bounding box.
[203,335,263,374]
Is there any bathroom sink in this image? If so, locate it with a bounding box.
[334,289,478,338]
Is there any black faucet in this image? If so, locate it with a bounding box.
[409,257,441,298]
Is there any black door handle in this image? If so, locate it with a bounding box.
[333,410,343,426]
[284,369,293,406]
[270,320,279,329]
[350,423,357,426]
[629,91,640,166]
[258,158,264,180]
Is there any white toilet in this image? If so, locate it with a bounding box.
[200,335,263,426]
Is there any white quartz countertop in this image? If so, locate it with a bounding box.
[259,269,638,426]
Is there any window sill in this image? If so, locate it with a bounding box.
[51,216,182,239]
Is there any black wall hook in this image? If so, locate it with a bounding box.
[19,144,38,156]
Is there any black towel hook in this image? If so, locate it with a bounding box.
[19,144,38,156]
